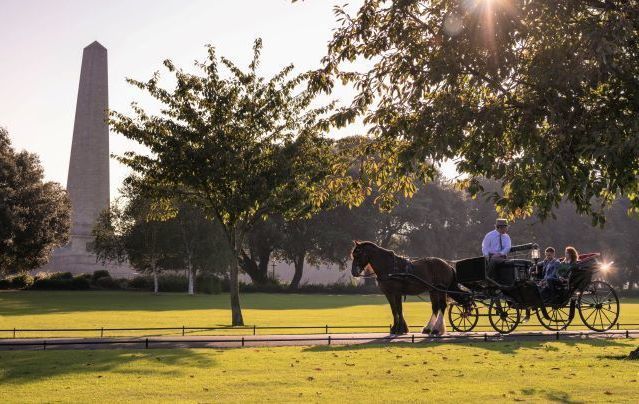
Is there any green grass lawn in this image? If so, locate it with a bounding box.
[0,291,637,338]
[0,340,637,402]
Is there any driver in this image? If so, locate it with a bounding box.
[482,218,512,259]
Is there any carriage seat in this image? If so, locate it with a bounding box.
[491,259,531,286]
[455,256,531,287]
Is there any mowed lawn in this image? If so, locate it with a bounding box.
[0,291,638,338]
[1,340,638,402]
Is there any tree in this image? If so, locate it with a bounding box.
[311,0,639,224]
[92,192,180,294]
[240,216,283,285]
[173,201,233,294]
[0,128,70,276]
[110,39,335,325]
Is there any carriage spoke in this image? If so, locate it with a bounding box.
[599,308,612,325]
[582,307,597,323]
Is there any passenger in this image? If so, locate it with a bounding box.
[537,247,560,280]
[541,246,578,302]
[556,246,579,279]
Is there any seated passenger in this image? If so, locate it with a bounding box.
[556,246,579,279]
[541,246,578,302]
[536,247,560,280]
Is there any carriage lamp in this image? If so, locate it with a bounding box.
[531,244,540,260]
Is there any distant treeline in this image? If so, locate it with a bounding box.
[92,178,639,292]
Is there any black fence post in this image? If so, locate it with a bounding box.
[43,340,47,350]
[411,334,415,343]
[100,327,104,338]
[325,325,328,334]
[241,337,245,347]
[484,333,487,342]
[145,338,149,349]
[556,332,560,340]
[626,329,630,339]
[13,328,15,339]
[253,325,256,336]
[328,335,331,345]
[182,326,185,337]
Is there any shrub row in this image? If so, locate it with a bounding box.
[0,271,223,294]
[235,281,379,294]
[1,271,377,295]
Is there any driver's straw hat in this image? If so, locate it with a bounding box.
[496,218,509,227]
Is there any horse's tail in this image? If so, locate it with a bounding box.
[446,281,471,306]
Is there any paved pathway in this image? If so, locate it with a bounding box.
[1,330,637,351]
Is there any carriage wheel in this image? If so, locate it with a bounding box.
[536,305,572,331]
[448,301,479,332]
[488,298,520,334]
[578,281,620,332]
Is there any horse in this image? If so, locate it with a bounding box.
[350,240,467,335]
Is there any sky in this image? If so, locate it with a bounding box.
[1,0,455,199]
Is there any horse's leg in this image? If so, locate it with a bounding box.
[422,292,438,334]
[393,293,409,334]
[432,293,447,335]
[383,289,399,334]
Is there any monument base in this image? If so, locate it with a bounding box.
[40,234,136,278]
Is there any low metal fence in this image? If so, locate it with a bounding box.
[0,329,637,350]
[1,322,639,339]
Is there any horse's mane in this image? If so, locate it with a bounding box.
[357,241,408,260]
[358,241,454,265]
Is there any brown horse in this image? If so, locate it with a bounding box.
[351,241,467,335]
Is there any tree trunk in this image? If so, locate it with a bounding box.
[153,267,159,294]
[257,249,272,282]
[240,250,269,285]
[229,230,244,326]
[186,253,195,295]
[289,254,305,290]
[188,267,195,295]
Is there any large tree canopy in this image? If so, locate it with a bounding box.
[311,0,639,224]
[0,128,70,276]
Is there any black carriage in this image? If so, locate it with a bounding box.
[448,244,620,334]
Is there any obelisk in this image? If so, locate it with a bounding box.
[44,41,131,275]
[67,41,110,241]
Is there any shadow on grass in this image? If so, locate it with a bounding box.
[0,348,216,384]
[0,291,396,316]
[302,336,633,354]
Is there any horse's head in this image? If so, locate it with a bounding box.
[351,241,372,277]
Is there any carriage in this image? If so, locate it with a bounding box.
[447,244,620,334]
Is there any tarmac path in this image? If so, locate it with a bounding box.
[1,330,637,351]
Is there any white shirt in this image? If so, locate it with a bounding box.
[481,229,511,257]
